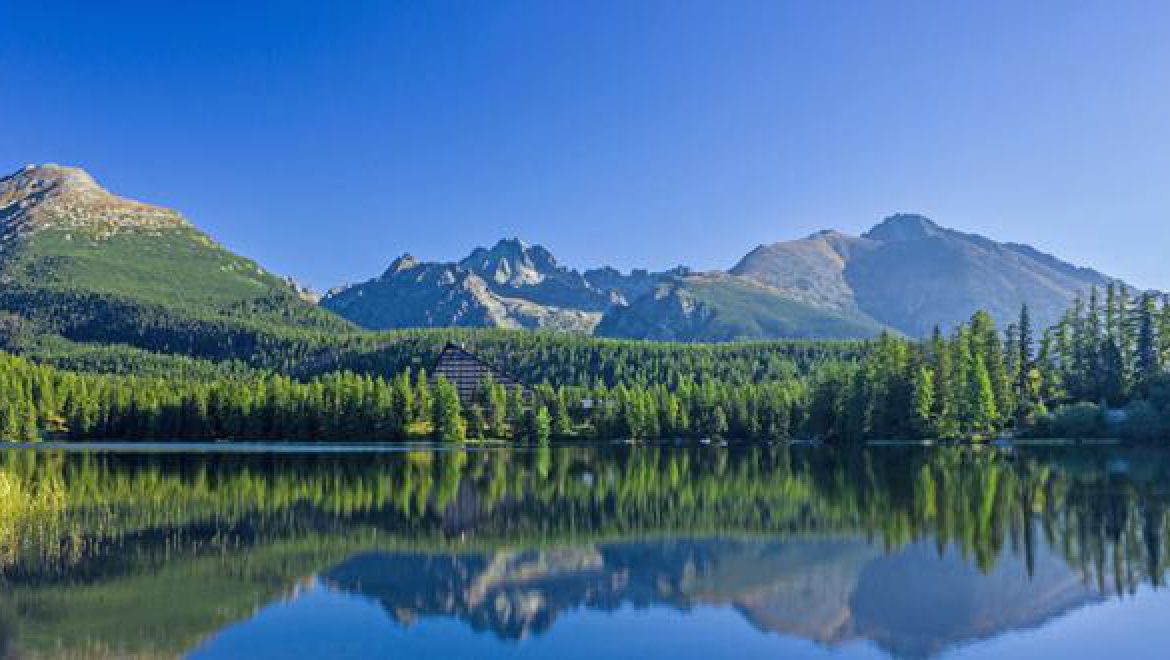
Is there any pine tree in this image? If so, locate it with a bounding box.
[912,365,936,437]
[528,405,552,445]
[1160,295,1170,370]
[19,402,40,443]
[968,354,998,435]
[414,369,431,428]
[431,376,465,443]
[506,385,526,438]
[488,383,508,437]
[1,403,18,442]
[466,404,487,441]
[1016,305,1033,395]
[1136,292,1161,393]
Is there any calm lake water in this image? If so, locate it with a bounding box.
[2,444,1170,659]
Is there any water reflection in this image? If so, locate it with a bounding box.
[0,445,1168,658]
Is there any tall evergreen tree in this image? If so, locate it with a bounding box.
[1137,293,1161,393]
[431,376,465,443]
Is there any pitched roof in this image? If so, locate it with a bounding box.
[430,343,527,404]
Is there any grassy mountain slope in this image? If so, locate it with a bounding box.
[595,273,888,341]
[0,164,355,367]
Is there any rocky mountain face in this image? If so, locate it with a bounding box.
[3,164,1129,343]
[594,272,887,341]
[0,164,189,242]
[334,214,1123,341]
[732,214,1120,336]
[321,239,682,333]
[322,537,1103,657]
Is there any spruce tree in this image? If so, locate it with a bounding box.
[506,385,526,438]
[551,391,572,438]
[968,355,999,435]
[1,403,18,442]
[912,365,936,437]
[1137,293,1160,393]
[414,369,431,429]
[528,405,552,445]
[431,377,465,443]
[1017,305,1034,393]
[19,402,39,443]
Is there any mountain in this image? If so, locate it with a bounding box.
[330,214,1124,342]
[323,538,1103,657]
[323,238,882,341]
[594,272,887,341]
[3,164,1128,346]
[0,164,351,363]
[321,238,684,333]
[732,214,1122,336]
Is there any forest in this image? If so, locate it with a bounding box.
[0,284,1168,443]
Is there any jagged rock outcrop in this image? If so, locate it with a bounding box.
[322,238,678,333]
[0,164,188,246]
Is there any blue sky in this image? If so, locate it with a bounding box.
[2,1,1168,290]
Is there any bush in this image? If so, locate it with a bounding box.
[1149,374,1170,416]
[1044,402,1106,438]
[1119,400,1166,443]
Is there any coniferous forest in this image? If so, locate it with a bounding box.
[0,284,1168,444]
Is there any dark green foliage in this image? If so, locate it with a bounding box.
[431,377,465,443]
[0,282,1166,444]
[1041,403,1106,438]
[528,406,552,445]
[1119,401,1164,442]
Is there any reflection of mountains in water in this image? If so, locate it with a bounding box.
[322,537,1103,659]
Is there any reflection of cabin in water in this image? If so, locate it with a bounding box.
[430,342,529,405]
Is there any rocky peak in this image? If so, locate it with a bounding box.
[384,253,421,277]
[460,237,560,287]
[1,163,101,199]
[862,213,941,242]
[0,163,187,237]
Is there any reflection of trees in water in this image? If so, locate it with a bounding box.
[0,446,1168,657]
[0,446,1167,592]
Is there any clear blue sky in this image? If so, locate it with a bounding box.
[2,1,1168,290]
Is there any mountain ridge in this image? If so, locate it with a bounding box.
[325,213,1131,340]
[320,237,681,333]
[0,163,353,367]
[1,164,1139,344]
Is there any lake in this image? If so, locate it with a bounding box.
[2,444,1169,659]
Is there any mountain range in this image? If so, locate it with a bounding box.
[324,213,1122,340]
[0,164,1130,347]
[323,537,1102,658]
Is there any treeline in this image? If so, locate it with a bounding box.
[811,285,1170,441]
[303,328,867,388]
[0,286,380,372]
[0,352,462,441]
[1,284,1168,444]
[0,347,808,443]
[2,286,866,388]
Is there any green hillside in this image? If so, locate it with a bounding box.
[0,164,355,368]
